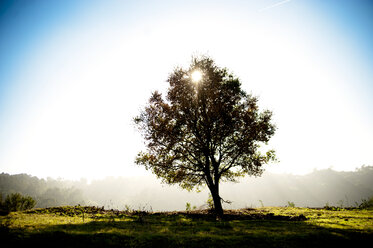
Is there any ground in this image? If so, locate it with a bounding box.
[1,206,372,247]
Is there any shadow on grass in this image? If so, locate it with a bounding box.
[2,214,372,248]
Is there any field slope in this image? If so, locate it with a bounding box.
[1,206,372,247]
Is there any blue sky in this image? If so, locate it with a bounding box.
[311,0,373,105]
[0,0,372,179]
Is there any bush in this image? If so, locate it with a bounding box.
[1,193,36,213]
[359,196,373,209]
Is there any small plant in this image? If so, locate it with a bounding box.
[134,204,153,224]
[206,194,214,210]
[185,202,197,211]
[79,206,86,222]
[337,200,344,209]
[287,201,295,208]
[323,202,342,211]
[124,204,132,213]
[259,200,264,208]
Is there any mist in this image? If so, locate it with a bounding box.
[1,166,372,211]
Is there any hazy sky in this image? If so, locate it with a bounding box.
[0,0,372,180]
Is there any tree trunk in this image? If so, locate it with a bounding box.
[204,160,223,219]
[212,193,223,219]
[209,185,223,219]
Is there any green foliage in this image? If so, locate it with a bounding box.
[358,196,373,209]
[124,204,132,213]
[1,193,36,213]
[134,56,276,217]
[287,201,295,208]
[206,194,214,210]
[0,173,85,208]
[322,203,345,211]
[185,202,197,211]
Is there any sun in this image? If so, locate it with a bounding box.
[191,70,203,83]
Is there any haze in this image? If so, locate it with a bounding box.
[2,166,373,211]
[0,0,372,181]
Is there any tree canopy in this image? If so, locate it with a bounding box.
[134,56,276,217]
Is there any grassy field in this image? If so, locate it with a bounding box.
[1,206,372,247]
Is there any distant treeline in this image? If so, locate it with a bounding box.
[1,166,373,210]
[0,174,85,208]
[229,165,373,208]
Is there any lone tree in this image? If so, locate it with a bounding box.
[134,56,276,217]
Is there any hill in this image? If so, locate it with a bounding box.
[1,166,373,210]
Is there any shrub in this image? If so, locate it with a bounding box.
[359,196,373,209]
[1,193,36,213]
[206,194,214,210]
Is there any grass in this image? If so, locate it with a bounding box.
[1,206,373,247]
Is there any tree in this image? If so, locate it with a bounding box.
[134,56,276,218]
[1,193,36,213]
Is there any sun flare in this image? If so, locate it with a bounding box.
[191,70,203,83]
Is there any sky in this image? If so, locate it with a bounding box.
[0,0,372,180]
